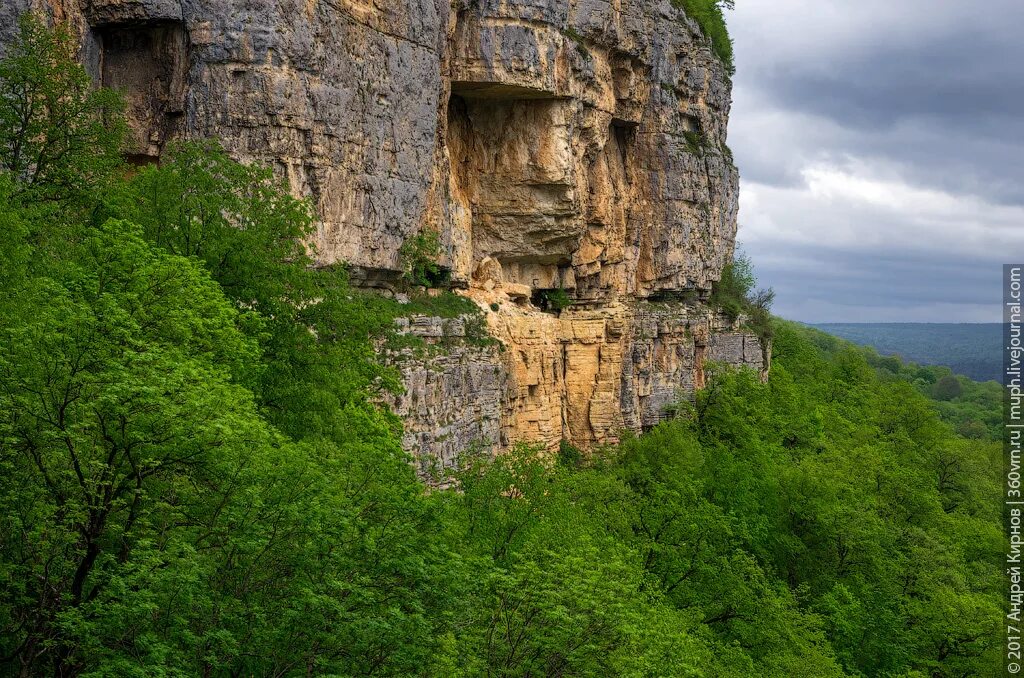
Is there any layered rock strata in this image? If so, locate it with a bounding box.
[2,0,767,469]
[390,293,765,473]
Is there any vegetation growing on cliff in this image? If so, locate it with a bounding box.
[673,0,736,75]
[533,286,573,313]
[0,15,124,203]
[712,250,776,341]
[0,18,1000,677]
[399,227,448,288]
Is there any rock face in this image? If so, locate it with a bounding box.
[2,0,767,470]
[389,296,765,474]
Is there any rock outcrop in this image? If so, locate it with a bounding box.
[2,0,767,471]
[389,296,764,476]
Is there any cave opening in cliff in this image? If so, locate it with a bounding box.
[96,21,187,160]
[610,118,637,181]
[648,289,700,305]
[446,84,580,292]
[681,113,701,133]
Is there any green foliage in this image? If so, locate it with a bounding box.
[0,18,1002,678]
[818,322,1002,382]
[711,251,755,320]
[535,286,573,313]
[683,129,707,155]
[562,27,591,59]
[399,228,448,288]
[672,0,736,75]
[0,14,125,206]
[548,287,572,311]
[401,289,481,319]
[711,251,776,341]
[829,330,1005,441]
[557,438,584,468]
[103,139,410,441]
[390,291,497,349]
[932,374,964,401]
[642,323,1000,676]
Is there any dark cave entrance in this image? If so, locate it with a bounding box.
[610,118,637,181]
[96,21,187,160]
[445,83,580,298]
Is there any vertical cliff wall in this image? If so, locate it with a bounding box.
[1,0,766,473]
[388,299,764,476]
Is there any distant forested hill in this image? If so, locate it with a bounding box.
[812,323,1002,383]
[0,20,1004,676]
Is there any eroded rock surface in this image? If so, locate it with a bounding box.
[2,0,767,471]
[388,291,764,469]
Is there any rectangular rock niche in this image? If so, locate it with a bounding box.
[446,82,580,294]
[97,22,187,162]
[610,118,637,181]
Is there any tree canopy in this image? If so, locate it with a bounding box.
[0,16,1000,677]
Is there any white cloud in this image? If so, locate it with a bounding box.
[741,161,1024,258]
[730,0,1017,68]
[724,0,1024,322]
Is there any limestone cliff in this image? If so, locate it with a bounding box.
[1,0,767,472]
[390,300,764,477]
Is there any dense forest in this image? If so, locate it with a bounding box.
[0,18,1002,676]
[816,323,1003,384]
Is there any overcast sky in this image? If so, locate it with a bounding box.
[726,0,1024,323]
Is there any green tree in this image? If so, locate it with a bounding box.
[0,14,124,205]
[711,251,775,341]
[932,374,964,401]
[105,140,404,442]
[0,218,266,672]
[398,228,447,288]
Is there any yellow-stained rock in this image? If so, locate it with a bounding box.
[2,0,769,475]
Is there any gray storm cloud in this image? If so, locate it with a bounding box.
[728,0,1024,322]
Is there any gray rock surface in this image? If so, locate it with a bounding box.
[1,0,765,474]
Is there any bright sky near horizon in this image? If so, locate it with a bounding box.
[727,0,1024,322]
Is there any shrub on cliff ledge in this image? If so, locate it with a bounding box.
[399,228,448,288]
[673,0,736,75]
[711,251,776,342]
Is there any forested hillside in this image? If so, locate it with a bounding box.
[0,18,1001,677]
[815,323,1002,384]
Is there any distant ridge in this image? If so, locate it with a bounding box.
[812,323,1002,383]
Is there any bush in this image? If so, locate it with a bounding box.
[399,228,448,288]
[683,130,707,156]
[558,439,584,468]
[535,287,572,313]
[710,252,775,342]
[710,253,755,322]
[401,289,480,319]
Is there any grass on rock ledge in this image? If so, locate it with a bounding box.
[672,0,735,75]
